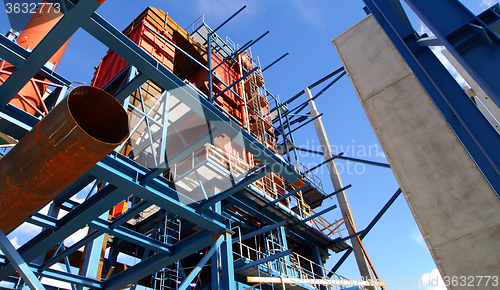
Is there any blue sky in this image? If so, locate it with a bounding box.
[0,0,498,289]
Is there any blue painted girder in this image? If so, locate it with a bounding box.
[0,184,129,281]
[403,0,500,110]
[365,0,500,196]
[0,0,102,110]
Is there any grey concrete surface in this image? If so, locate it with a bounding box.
[332,15,500,289]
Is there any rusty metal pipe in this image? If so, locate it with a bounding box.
[0,86,129,232]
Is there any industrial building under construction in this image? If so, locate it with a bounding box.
[0,0,499,290]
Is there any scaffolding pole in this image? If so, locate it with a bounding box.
[305,87,376,288]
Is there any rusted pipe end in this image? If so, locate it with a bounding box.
[67,86,129,145]
[0,86,129,233]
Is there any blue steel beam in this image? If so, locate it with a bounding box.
[178,235,224,290]
[196,164,271,213]
[113,72,148,104]
[294,147,391,168]
[366,0,500,196]
[212,66,259,100]
[0,0,102,110]
[289,71,347,116]
[309,185,353,208]
[292,204,338,228]
[103,230,216,290]
[403,0,500,109]
[0,104,38,140]
[261,52,289,73]
[232,221,286,244]
[0,260,103,289]
[0,33,29,67]
[220,232,235,290]
[234,250,291,272]
[226,193,330,252]
[302,153,344,175]
[0,185,129,280]
[89,154,229,233]
[270,67,345,113]
[89,218,170,254]
[277,113,323,137]
[260,184,309,210]
[39,231,102,272]
[330,188,402,274]
[0,33,71,87]
[82,12,302,184]
[0,230,46,290]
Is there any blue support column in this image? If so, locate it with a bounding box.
[80,217,107,288]
[220,232,235,290]
[0,230,46,290]
[211,189,221,290]
[312,247,327,290]
[366,0,500,196]
[179,235,224,290]
[403,0,500,109]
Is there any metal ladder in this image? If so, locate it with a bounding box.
[153,212,182,290]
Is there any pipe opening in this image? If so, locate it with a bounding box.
[68,86,129,144]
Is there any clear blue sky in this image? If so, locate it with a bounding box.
[0,0,497,289]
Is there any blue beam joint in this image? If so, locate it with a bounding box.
[234,249,291,272]
[277,113,323,137]
[468,23,495,51]
[302,153,344,175]
[196,164,271,213]
[232,221,287,244]
[103,230,217,290]
[0,229,46,290]
[330,188,402,274]
[178,235,224,290]
[220,232,235,290]
[309,184,353,208]
[367,0,500,197]
[260,184,309,211]
[292,204,338,229]
[402,0,500,111]
[0,0,103,110]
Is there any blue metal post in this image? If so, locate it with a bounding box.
[220,232,235,290]
[312,247,327,290]
[0,229,46,290]
[403,0,500,110]
[179,236,224,290]
[366,0,500,196]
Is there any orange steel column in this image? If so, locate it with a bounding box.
[0,86,129,232]
[0,1,70,114]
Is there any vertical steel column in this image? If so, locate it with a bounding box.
[211,189,221,289]
[366,0,500,196]
[305,87,375,287]
[220,232,235,290]
[312,247,327,290]
[404,0,500,110]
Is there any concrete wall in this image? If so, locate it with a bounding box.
[332,15,500,289]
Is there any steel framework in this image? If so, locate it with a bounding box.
[0,1,406,290]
